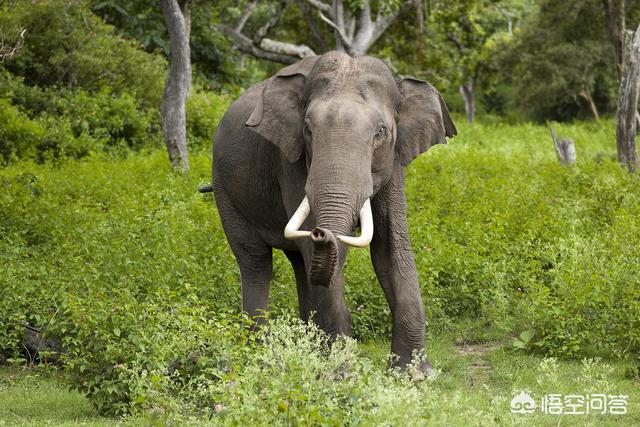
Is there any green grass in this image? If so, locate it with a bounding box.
[0,367,122,426]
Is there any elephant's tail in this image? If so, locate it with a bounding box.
[198,184,214,193]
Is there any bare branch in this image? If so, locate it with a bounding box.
[305,0,332,14]
[296,0,330,51]
[235,0,258,33]
[260,38,315,58]
[350,0,415,56]
[332,0,347,51]
[220,24,307,64]
[0,28,26,63]
[224,0,316,64]
[319,11,351,47]
[346,15,356,41]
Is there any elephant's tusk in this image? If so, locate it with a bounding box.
[284,196,312,240]
[336,199,373,248]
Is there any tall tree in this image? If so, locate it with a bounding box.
[161,0,191,170]
[221,0,417,63]
[616,24,640,171]
[601,0,640,164]
[91,0,239,88]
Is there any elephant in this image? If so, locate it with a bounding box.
[206,51,456,373]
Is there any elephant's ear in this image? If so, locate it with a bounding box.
[246,56,318,163]
[396,78,457,167]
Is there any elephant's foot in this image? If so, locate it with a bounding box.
[390,350,434,381]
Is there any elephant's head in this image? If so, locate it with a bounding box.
[247,51,456,287]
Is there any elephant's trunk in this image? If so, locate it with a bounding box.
[306,190,362,287]
[283,195,372,287]
[309,227,339,287]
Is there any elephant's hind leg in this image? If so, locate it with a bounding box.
[214,186,272,324]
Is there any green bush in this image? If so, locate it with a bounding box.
[0,99,45,163]
[0,71,162,164]
[0,98,98,163]
[53,88,160,150]
[121,316,435,425]
[186,89,233,150]
[0,90,159,164]
[0,0,168,163]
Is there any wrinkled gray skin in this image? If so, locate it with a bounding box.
[212,51,456,372]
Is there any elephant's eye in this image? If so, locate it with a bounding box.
[375,125,387,138]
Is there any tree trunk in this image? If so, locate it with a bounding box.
[332,0,347,52]
[602,0,626,77]
[550,127,577,165]
[161,0,191,171]
[460,81,475,123]
[416,0,424,64]
[616,24,640,172]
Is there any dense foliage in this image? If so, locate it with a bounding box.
[500,0,618,121]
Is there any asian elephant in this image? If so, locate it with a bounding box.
[207,51,456,373]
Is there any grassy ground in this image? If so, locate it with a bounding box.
[1,330,638,426]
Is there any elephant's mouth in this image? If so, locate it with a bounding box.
[283,196,373,248]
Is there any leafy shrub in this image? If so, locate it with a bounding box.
[53,88,160,150]
[0,98,98,163]
[114,317,440,424]
[0,71,162,163]
[186,89,233,150]
[0,99,45,163]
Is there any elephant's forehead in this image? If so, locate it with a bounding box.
[308,54,398,103]
[313,51,355,73]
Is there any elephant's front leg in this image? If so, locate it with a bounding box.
[370,164,431,374]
